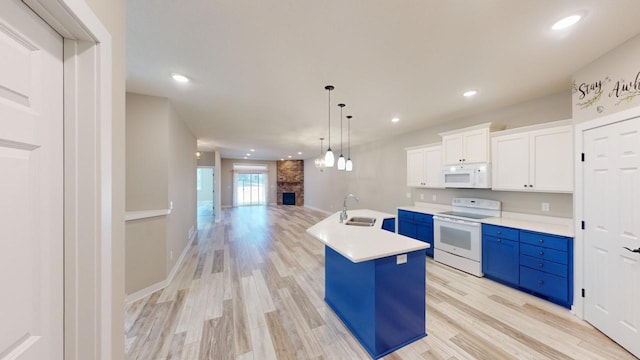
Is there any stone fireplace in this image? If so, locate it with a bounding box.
[277,160,304,206]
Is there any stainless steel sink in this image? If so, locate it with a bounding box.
[345,217,376,227]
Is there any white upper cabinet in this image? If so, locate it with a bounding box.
[406,144,443,188]
[492,122,573,193]
[440,123,502,165]
[407,148,425,187]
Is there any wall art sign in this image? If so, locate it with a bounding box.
[573,70,640,110]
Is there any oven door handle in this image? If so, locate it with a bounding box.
[433,215,480,226]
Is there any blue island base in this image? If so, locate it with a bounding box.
[324,246,427,359]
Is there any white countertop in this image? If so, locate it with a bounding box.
[397,202,451,215]
[397,202,574,237]
[482,213,574,237]
[306,209,430,263]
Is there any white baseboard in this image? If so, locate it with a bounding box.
[125,228,198,304]
[125,279,169,304]
[304,204,333,215]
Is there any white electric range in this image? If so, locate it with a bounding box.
[433,198,501,276]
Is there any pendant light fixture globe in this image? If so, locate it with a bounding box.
[346,115,353,171]
[337,103,346,170]
[324,85,335,167]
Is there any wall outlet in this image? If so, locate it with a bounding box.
[397,254,407,264]
[432,194,437,201]
[541,202,550,212]
[406,192,411,199]
[420,194,425,200]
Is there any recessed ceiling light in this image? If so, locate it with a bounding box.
[552,15,581,30]
[463,90,478,97]
[243,156,247,159]
[297,152,302,155]
[288,155,292,159]
[280,158,284,161]
[392,117,400,123]
[250,149,255,152]
[171,73,189,83]
[246,153,251,156]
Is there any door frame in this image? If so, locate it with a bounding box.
[23,0,115,359]
[573,105,640,319]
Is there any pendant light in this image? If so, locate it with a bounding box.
[346,115,353,172]
[324,85,335,167]
[337,103,346,170]
[314,138,326,171]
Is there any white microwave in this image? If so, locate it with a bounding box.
[442,163,491,188]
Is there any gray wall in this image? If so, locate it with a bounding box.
[305,91,574,218]
[220,158,278,206]
[125,92,197,295]
[573,33,640,123]
[126,93,169,210]
[166,103,197,275]
[197,151,215,166]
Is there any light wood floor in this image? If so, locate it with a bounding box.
[125,206,636,360]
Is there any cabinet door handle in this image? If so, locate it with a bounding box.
[539,239,544,244]
[496,231,502,235]
[538,263,544,268]
[539,251,544,256]
[524,184,527,188]
[623,247,640,253]
[538,280,544,285]
[497,239,502,243]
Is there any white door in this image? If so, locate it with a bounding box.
[583,116,640,358]
[0,1,64,359]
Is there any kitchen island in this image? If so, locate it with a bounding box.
[306,209,430,359]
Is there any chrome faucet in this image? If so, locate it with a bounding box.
[340,194,359,223]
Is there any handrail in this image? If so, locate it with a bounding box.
[125,209,171,221]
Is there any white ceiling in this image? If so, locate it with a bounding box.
[126,0,640,160]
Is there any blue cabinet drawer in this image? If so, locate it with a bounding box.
[520,266,569,303]
[482,224,519,241]
[520,255,568,278]
[414,213,433,224]
[398,210,415,221]
[520,231,569,252]
[520,244,567,265]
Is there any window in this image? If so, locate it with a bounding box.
[233,164,268,206]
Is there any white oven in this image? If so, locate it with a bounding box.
[433,198,501,277]
[433,216,481,261]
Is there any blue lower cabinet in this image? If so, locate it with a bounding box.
[416,223,434,257]
[398,219,417,238]
[398,210,434,257]
[482,226,573,308]
[382,218,396,233]
[482,235,519,286]
[325,246,427,359]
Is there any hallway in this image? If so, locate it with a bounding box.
[125,206,633,359]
